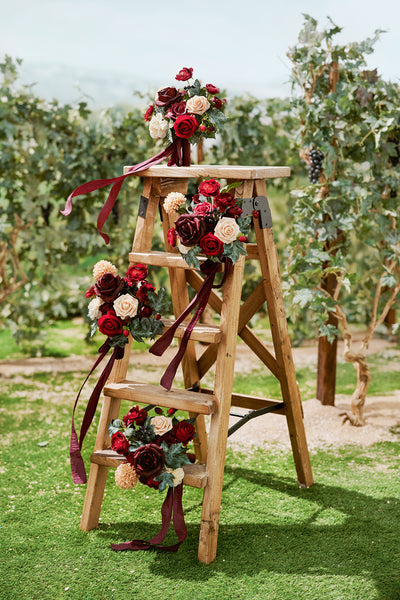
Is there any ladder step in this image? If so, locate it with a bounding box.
[90,449,208,488]
[161,318,222,344]
[200,388,286,414]
[103,380,216,415]
[129,250,223,270]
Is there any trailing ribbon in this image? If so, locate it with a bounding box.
[70,341,125,484]
[150,259,230,391]
[111,483,187,552]
[61,139,189,244]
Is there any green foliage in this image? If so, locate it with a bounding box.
[285,16,400,338]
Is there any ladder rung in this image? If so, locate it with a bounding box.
[129,250,223,270]
[90,449,208,488]
[161,318,222,344]
[104,380,216,415]
[200,388,286,414]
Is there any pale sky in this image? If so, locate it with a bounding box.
[1,0,399,105]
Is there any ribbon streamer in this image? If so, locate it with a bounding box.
[61,139,188,244]
[150,259,230,390]
[70,342,124,484]
[111,483,187,552]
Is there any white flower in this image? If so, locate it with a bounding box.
[88,297,103,320]
[166,467,185,487]
[149,113,169,139]
[93,260,117,281]
[214,217,240,244]
[163,192,186,214]
[113,294,139,319]
[150,415,173,436]
[177,240,194,255]
[186,95,210,115]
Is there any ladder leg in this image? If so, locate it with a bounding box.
[80,463,109,530]
[198,256,245,563]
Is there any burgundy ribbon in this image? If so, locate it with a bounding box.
[61,139,188,244]
[70,342,124,484]
[150,260,230,390]
[111,483,187,552]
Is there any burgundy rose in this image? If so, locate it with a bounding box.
[139,305,153,318]
[206,84,220,94]
[155,87,182,107]
[226,205,243,217]
[212,96,223,109]
[193,202,213,216]
[192,193,201,204]
[187,452,196,463]
[175,67,193,81]
[175,214,208,247]
[156,430,176,446]
[167,227,177,247]
[165,101,187,120]
[198,179,221,197]
[144,105,154,121]
[133,443,165,479]
[173,114,198,139]
[99,302,114,315]
[173,421,196,445]
[136,281,156,302]
[126,263,148,283]
[140,475,160,489]
[111,431,130,454]
[199,233,224,257]
[94,272,125,302]
[215,192,236,212]
[98,311,124,337]
[123,405,148,426]
[85,285,95,298]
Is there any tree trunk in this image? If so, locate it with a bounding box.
[316,272,338,405]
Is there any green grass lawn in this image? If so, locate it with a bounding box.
[1,369,400,600]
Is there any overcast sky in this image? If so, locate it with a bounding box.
[1,0,400,106]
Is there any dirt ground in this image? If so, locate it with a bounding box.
[1,334,399,452]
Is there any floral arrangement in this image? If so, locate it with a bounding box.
[109,406,196,492]
[164,179,252,269]
[145,67,226,145]
[85,260,166,345]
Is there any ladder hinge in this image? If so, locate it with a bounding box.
[242,196,273,229]
[138,195,149,219]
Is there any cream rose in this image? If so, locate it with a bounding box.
[93,260,117,281]
[166,467,185,487]
[150,415,173,436]
[113,294,139,319]
[214,217,240,244]
[163,192,186,214]
[149,113,169,139]
[177,240,194,255]
[88,296,103,320]
[186,95,210,115]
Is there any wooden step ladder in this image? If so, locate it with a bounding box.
[79,165,314,564]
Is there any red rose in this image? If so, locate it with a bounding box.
[111,431,130,454]
[123,405,148,426]
[144,105,154,121]
[173,114,198,139]
[133,443,165,478]
[199,233,224,257]
[175,67,193,81]
[198,179,221,197]
[85,285,95,298]
[215,192,236,212]
[192,193,201,204]
[173,421,195,445]
[98,311,124,337]
[226,206,243,217]
[126,263,148,283]
[206,84,220,94]
[238,235,248,242]
[139,305,153,317]
[165,101,187,120]
[175,214,208,246]
[155,87,182,107]
[141,475,160,489]
[94,273,125,302]
[193,201,213,216]
[136,281,156,302]
[167,227,177,247]
[212,96,223,109]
